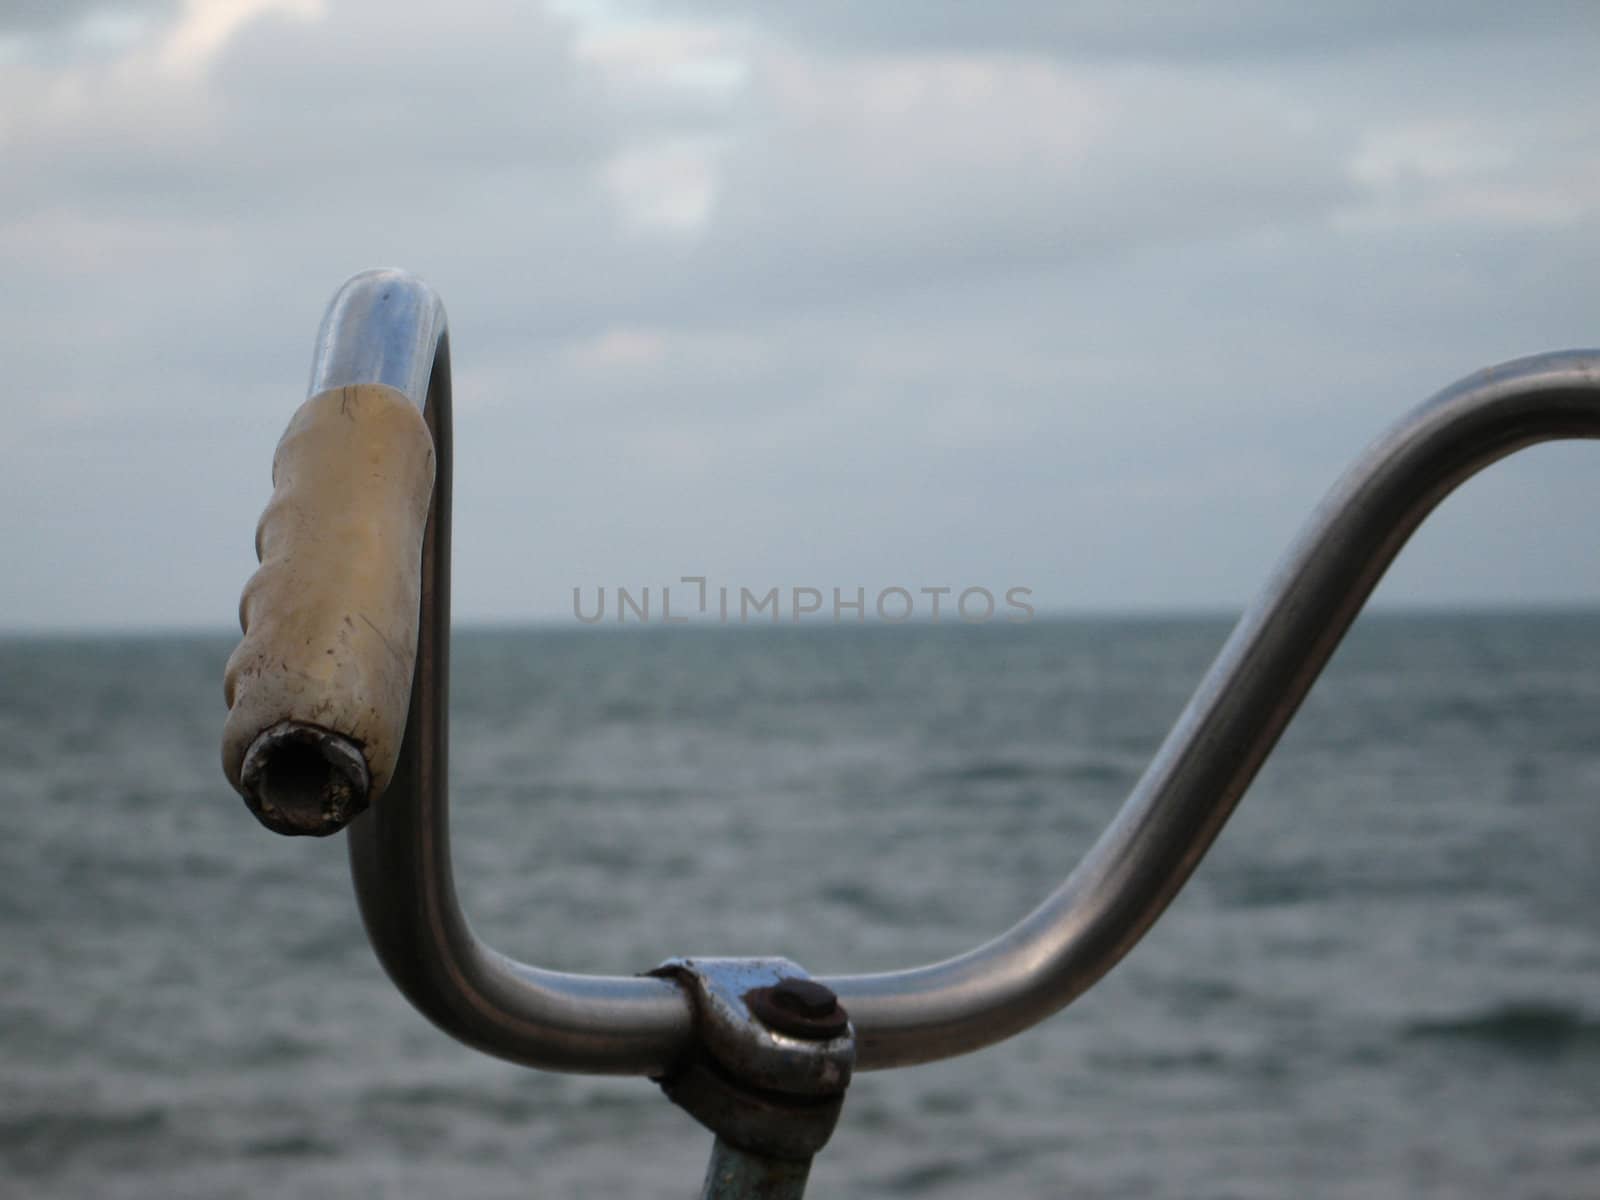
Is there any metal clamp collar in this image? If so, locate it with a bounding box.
[650,958,854,1161]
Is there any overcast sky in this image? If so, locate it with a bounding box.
[3,0,1598,632]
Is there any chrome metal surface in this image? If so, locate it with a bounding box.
[325,270,692,1076]
[700,1137,812,1200]
[828,350,1600,1069]
[651,958,853,1096]
[319,268,1599,1078]
[308,268,451,403]
[653,958,853,1166]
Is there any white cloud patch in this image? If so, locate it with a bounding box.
[158,0,322,76]
[698,49,1351,278]
[604,136,722,235]
[1343,117,1599,231]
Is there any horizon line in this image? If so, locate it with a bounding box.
[4,599,1598,640]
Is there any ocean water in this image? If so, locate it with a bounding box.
[2,614,1598,1198]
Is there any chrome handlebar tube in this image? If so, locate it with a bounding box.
[830,349,1600,1069]
[323,269,1600,1077]
[322,272,691,1077]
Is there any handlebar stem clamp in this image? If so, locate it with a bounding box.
[649,957,855,1164]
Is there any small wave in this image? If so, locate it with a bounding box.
[922,759,1034,784]
[917,1089,976,1117]
[877,1135,1060,1194]
[1086,1046,1229,1073]
[819,879,920,927]
[1403,1002,1600,1057]
[283,927,367,967]
[880,1156,972,1193]
[923,758,1132,786]
[228,1031,323,1068]
[596,698,654,721]
[0,1105,168,1168]
[358,1081,548,1125]
[242,1132,339,1159]
[1210,863,1328,908]
[1062,760,1137,787]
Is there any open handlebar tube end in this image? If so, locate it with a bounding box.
[237,721,371,836]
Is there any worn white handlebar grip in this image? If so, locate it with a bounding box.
[222,383,436,835]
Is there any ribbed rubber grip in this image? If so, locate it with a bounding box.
[222,383,436,835]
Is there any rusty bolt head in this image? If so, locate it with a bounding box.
[745,976,849,1040]
[772,977,837,1018]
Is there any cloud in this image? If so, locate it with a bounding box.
[645,0,1600,62]
[676,49,1355,313]
[1,1,1598,629]
[1343,117,1600,231]
[0,0,174,36]
[0,0,625,397]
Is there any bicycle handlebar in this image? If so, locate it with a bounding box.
[230,268,1600,1074]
